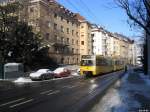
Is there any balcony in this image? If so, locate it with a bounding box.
[50,47,73,55]
[50,39,69,47]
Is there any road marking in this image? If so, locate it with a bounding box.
[47,90,60,95]
[9,99,33,108]
[0,98,25,107]
[40,90,53,95]
[62,85,70,88]
[63,85,78,89]
[67,85,78,89]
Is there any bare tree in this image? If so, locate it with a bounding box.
[114,0,150,35]
[114,0,150,74]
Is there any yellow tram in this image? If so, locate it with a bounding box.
[80,55,125,76]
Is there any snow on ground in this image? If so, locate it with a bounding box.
[139,73,150,86]
[60,65,79,71]
[13,72,80,83]
[71,72,80,76]
[14,77,33,83]
[90,72,141,112]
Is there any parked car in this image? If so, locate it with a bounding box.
[77,68,80,74]
[53,67,71,78]
[29,69,54,81]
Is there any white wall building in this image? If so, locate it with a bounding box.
[92,27,103,55]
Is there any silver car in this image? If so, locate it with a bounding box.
[29,69,54,81]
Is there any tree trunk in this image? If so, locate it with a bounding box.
[147,33,150,75]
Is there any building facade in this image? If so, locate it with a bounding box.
[22,0,80,64]
[75,14,93,57]
[92,26,135,64]
[1,0,136,66]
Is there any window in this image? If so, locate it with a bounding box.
[76,40,78,45]
[67,20,69,24]
[54,13,57,18]
[61,37,64,43]
[81,41,84,45]
[76,32,79,37]
[88,49,90,54]
[61,16,63,21]
[54,23,57,30]
[96,58,108,66]
[72,30,74,35]
[81,26,84,28]
[54,35,57,41]
[72,22,74,26]
[67,28,69,34]
[45,33,49,40]
[61,25,64,32]
[77,58,79,63]
[81,35,84,37]
[67,38,69,44]
[81,60,94,66]
[30,7,34,13]
[91,34,94,37]
[72,48,74,53]
[72,39,74,45]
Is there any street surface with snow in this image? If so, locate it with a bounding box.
[90,69,150,112]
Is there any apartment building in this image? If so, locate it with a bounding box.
[92,26,135,64]
[75,14,93,57]
[92,26,109,56]
[2,0,94,64]
[1,0,136,65]
[20,0,80,64]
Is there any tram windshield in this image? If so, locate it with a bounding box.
[80,60,94,66]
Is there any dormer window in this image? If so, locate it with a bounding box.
[54,13,57,18]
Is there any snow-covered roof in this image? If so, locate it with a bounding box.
[5,63,22,66]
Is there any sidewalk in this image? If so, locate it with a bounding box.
[90,69,150,112]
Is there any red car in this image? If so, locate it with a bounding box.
[53,67,71,78]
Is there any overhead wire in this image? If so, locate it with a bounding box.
[64,0,102,26]
[79,0,99,21]
[65,0,81,13]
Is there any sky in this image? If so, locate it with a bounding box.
[57,0,141,39]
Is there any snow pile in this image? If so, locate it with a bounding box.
[139,73,150,86]
[62,65,79,71]
[14,77,32,83]
[71,72,80,76]
[90,73,141,112]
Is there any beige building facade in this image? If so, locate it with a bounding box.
[20,0,94,65]
[75,14,93,57]
[22,0,80,64]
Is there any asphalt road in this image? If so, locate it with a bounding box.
[0,71,124,112]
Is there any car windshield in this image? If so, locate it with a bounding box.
[37,69,49,73]
[81,60,94,66]
[54,68,65,73]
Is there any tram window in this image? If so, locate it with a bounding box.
[96,58,107,66]
[107,59,113,66]
[81,60,94,66]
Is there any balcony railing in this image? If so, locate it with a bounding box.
[50,38,69,47]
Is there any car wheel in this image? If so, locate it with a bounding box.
[41,75,45,80]
[31,79,35,81]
